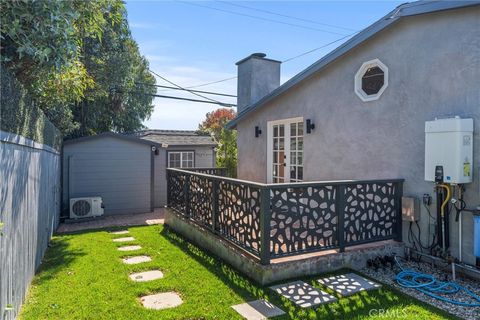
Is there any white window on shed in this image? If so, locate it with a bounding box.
[168,151,194,168]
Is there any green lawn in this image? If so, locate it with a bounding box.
[20,224,457,320]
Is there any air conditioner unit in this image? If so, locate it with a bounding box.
[70,197,104,219]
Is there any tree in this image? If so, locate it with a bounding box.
[199,108,237,177]
[0,0,155,136]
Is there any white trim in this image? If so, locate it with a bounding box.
[168,151,194,168]
[354,58,389,102]
[266,117,304,183]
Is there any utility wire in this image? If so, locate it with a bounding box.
[161,32,355,90]
[185,76,237,89]
[121,89,236,107]
[282,32,358,63]
[218,1,356,32]
[176,0,348,36]
[149,69,226,105]
[135,82,237,97]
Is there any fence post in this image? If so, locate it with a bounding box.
[259,186,271,265]
[184,173,191,217]
[166,170,170,208]
[395,181,403,242]
[212,179,219,233]
[336,185,346,253]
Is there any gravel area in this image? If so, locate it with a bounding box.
[360,259,480,320]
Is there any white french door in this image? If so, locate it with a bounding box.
[267,117,304,183]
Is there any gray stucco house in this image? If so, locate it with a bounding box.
[227,2,480,266]
[62,130,216,216]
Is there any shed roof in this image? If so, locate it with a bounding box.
[63,132,161,147]
[135,130,217,147]
[226,0,480,129]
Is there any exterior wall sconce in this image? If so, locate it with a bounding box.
[255,126,262,137]
[306,119,315,134]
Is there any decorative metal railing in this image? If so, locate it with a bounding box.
[184,167,227,176]
[167,168,403,265]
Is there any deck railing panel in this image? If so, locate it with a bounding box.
[167,168,403,265]
[217,180,262,255]
[269,185,338,257]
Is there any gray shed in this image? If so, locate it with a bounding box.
[62,130,217,217]
[62,133,159,216]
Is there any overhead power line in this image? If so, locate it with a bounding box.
[176,0,348,36]
[119,89,236,107]
[149,69,227,105]
[136,82,237,97]
[218,1,356,32]
[185,76,237,89]
[282,32,358,63]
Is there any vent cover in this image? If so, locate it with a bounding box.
[72,200,91,216]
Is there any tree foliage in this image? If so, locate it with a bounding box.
[0,0,155,136]
[199,108,237,177]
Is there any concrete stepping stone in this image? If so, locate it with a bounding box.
[113,237,135,242]
[140,292,183,310]
[122,255,151,265]
[129,270,164,282]
[270,280,337,308]
[317,272,381,297]
[232,299,285,320]
[118,245,142,251]
[111,230,129,235]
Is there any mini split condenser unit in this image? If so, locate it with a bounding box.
[70,197,104,219]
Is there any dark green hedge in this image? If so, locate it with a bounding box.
[0,64,62,150]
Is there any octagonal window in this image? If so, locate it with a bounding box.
[355,59,388,102]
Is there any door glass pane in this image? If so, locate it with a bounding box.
[298,166,303,180]
[291,152,296,165]
[278,163,284,178]
[291,138,297,150]
[298,122,304,136]
[290,123,297,136]
[279,138,284,150]
[297,137,303,150]
[290,167,296,179]
[273,125,278,137]
[279,124,284,137]
[298,152,303,165]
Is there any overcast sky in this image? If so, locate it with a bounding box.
[125,1,403,130]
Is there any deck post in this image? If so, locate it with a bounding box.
[395,181,403,242]
[336,185,346,253]
[184,173,191,217]
[259,186,271,265]
[212,179,219,233]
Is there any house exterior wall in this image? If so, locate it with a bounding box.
[63,136,153,215]
[0,132,60,320]
[154,145,216,207]
[236,7,480,265]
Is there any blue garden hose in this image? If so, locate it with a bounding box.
[394,257,480,307]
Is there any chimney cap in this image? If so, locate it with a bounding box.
[236,53,281,66]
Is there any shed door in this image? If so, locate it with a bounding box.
[267,118,304,183]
